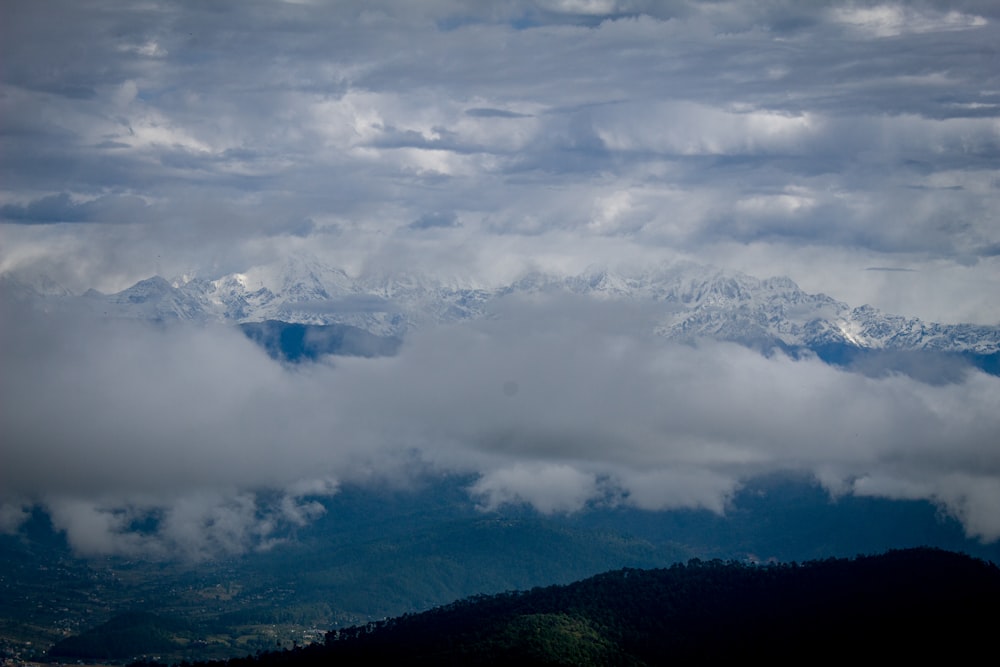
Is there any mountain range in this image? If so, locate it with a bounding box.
[6,256,999,370]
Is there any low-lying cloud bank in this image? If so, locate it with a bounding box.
[2,292,999,558]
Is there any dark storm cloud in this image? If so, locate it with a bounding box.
[409,211,460,230]
[1,194,91,223]
[0,193,149,224]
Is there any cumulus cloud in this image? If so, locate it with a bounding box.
[3,290,999,557]
[471,464,601,514]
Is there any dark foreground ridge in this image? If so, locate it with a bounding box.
[133,548,999,666]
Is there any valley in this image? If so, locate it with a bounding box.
[3,476,997,664]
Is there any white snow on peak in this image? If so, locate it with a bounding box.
[836,319,869,348]
[18,258,1000,354]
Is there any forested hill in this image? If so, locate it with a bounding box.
[159,548,999,666]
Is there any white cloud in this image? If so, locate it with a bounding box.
[0,501,30,534]
[612,468,737,513]
[470,464,601,514]
[3,291,999,556]
[829,4,987,38]
[541,0,621,15]
[595,102,817,155]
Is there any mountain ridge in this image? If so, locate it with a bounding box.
[6,259,999,356]
[153,547,1000,666]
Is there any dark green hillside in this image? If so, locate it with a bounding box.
[222,514,688,624]
[49,612,192,661]
[186,548,999,666]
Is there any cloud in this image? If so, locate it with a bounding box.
[42,491,331,560]
[470,464,601,514]
[1,1,998,322]
[0,193,150,224]
[409,211,461,230]
[0,502,30,534]
[1,193,91,223]
[3,290,999,557]
[464,107,533,118]
[828,4,987,38]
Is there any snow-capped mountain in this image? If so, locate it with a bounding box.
[6,257,1000,357]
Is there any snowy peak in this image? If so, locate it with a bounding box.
[108,276,209,321]
[12,260,999,355]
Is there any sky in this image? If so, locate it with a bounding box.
[2,0,1000,559]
